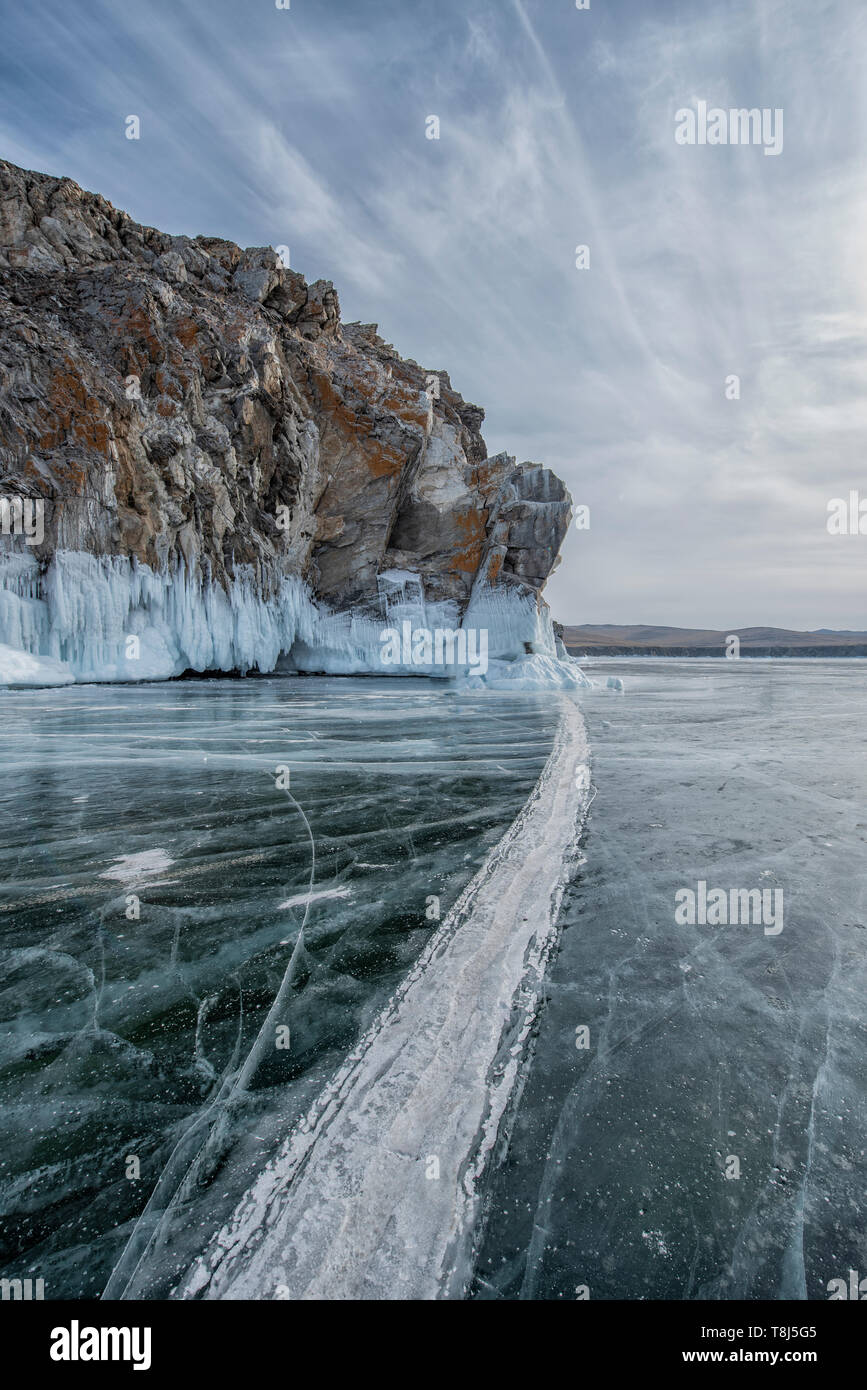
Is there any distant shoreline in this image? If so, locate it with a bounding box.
[566,647,867,659]
[561,624,867,660]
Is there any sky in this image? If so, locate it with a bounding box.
[1,0,866,629]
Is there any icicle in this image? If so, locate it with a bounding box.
[0,549,585,687]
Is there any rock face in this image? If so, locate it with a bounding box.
[0,160,571,671]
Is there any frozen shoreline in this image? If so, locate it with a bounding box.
[177,694,591,1301]
[0,549,587,690]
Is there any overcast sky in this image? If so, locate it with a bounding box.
[2,0,866,629]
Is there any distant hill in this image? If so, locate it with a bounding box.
[561,624,867,657]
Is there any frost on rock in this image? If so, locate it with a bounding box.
[0,549,587,689]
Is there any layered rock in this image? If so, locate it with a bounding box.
[0,159,573,679]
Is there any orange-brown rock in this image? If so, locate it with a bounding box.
[0,160,571,617]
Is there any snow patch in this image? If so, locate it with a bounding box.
[277,886,352,911]
[99,849,176,883]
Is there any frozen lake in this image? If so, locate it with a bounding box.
[2,660,864,1301]
[0,677,559,1299]
[473,660,867,1301]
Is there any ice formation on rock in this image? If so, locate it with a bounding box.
[0,548,587,688]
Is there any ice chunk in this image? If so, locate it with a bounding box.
[462,654,591,691]
[0,642,74,686]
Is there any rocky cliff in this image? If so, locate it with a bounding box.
[0,160,574,683]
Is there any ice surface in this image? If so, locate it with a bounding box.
[6,654,860,1302]
[177,695,590,1300]
[473,658,867,1302]
[0,678,561,1298]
